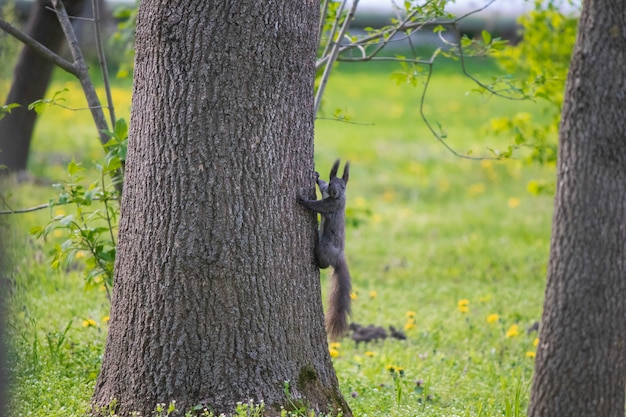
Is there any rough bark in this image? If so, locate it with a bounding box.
[92,1,351,416]
[0,0,85,172]
[0,230,6,417]
[528,1,626,416]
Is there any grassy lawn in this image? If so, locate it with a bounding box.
[2,57,556,416]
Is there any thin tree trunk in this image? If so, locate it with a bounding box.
[0,0,85,172]
[92,1,351,416]
[528,1,626,416]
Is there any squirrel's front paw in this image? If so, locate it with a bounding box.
[314,171,320,181]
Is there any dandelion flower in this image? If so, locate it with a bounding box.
[508,197,521,208]
[382,190,395,202]
[404,319,415,331]
[350,292,358,300]
[369,290,378,299]
[365,351,376,357]
[457,299,470,313]
[102,315,110,323]
[468,183,486,197]
[486,314,499,323]
[329,342,341,350]
[329,348,339,358]
[354,196,366,208]
[405,311,417,319]
[506,324,520,338]
[82,318,97,328]
[481,159,494,169]
[526,351,536,358]
[533,338,539,347]
[386,365,404,375]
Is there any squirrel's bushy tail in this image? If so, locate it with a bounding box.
[326,257,352,340]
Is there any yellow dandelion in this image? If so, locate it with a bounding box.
[457,299,469,313]
[468,183,486,197]
[82,318,97,328]
[508,197,521,208]
[329,348,339,358]
[506,324,520,338]
[405,311,417,319]
[437,178,450,192]
[350,292,358,300]
[382,190,396,202]
[386,365,405,375]
[533,338,539,347]
[75,251,85,259]
[329,342,341,350]
[364,351,376,357]
[408,162,424,175]
[369,290,378,299]
[102,315,110,323]
[486,314,499,323]
[404,319,415,331]
[386,365,404,374]
[525,351,536,358]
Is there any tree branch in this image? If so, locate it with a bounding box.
[0,17,78,76]
[50,0,111,149]
[0,196,118,215]
[49,0,123,193]
[315,0,359,115]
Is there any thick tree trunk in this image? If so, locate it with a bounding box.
[92,1,351,416]
[0,0,85,172]
[528,1,626,416]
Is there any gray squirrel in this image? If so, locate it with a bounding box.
[297,159,351,339]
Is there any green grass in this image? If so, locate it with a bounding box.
[2,58,555,416]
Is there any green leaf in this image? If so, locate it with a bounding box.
[482,30,492,44]
[28,100,46,115]
[30,226,44,236]
[0,103,20,120]
[114,118,128,141]
[59,215,75,227]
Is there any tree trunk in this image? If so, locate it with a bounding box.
[92,1,351,416]
[0,0,85,172]
[528,1,626,416]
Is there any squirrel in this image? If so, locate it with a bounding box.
[297,159,352,340]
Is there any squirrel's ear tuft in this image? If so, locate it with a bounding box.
[329,159,341,179]
[342,161,350,184]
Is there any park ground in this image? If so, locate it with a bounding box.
[2,57,556,416]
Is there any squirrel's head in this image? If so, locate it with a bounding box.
[329,159,350,184]
[327,179,346,199]
[328,159,349,199]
